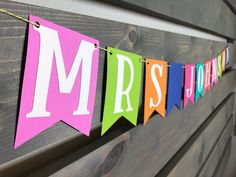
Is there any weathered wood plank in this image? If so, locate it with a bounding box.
[197,127,232,177]
[163,107,234,177]
[0,1,235,176]
[212,139,232,177]
[224,0,236,15]
[107,0,236,40]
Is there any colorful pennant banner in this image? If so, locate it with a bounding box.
[15,15,230,147]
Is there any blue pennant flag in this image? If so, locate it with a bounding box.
[166,62,183,116]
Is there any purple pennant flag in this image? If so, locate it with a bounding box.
[226,46,230,64]
[211,57,218,86]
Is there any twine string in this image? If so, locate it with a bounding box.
[0,8,40,28]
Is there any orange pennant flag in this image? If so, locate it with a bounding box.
[222,49,226,72]
[144,59,168,124]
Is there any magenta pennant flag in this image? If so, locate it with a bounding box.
[204,60,211,94]
[183,64,196,108]
[211,57,218,86]
[15,15,99,148]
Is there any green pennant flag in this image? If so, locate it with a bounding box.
[101,47,142,135]
[217,54,222,79]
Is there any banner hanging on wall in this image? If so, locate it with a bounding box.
[15,15,100,148]
[13,15,230,148]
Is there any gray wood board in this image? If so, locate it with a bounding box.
[224,0,236,15]
[197,126,232,177]
[155,94,234,177]
[165,102,234,177]
[0,1,235,176]
[212,138,232,177]
[107,0,236,40]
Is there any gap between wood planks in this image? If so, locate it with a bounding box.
[11,0,227,42]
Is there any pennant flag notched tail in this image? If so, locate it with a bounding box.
[15,15,100,148]
[204,60,211,94]
[101,47,142,135]
[144,59,168,124]
[166,62,183,116]
[183,64,196,108]
[195,64,204,101]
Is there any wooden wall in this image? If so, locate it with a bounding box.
[0,0,235,176]
[108,0,236,40]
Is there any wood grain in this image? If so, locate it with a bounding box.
[224,0,236,15]
[0,1,235,177]
[164,99,234,177]
[212,139,232,177]
[197,126,232,177]
[107,0,236,40]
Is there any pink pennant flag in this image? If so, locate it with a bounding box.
[204,60,211,94]
[183,64,196,108]
[15,15,99,148]
[211,57,217,86]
